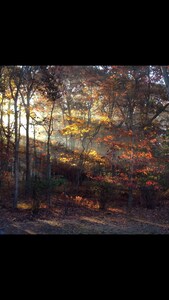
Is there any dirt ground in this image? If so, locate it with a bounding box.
[1,197,169,234]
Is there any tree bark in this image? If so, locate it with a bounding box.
[13,95,19,209]
[46,101,55,206]
[25,99,30,198]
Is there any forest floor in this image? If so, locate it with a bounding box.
[1,196,169,234]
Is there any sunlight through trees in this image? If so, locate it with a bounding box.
[0,65,169,213]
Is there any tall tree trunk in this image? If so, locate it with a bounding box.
[7,99,11,158]
[13,97,19,209]
[20,90,31,199]
[0,94,4,142]
[0,94,4,176]
[46,101,55,206]
[33,124,37,176]
[25,101,30,198]
[46,145,51,206]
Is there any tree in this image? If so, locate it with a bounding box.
[19,66,40,198]
[8,66,23,208]
[37,66,62,206]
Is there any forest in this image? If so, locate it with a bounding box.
[0,65,169,234]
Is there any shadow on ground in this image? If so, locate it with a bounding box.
[1,198,169,234]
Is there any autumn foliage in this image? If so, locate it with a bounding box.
[0,65,169,212]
